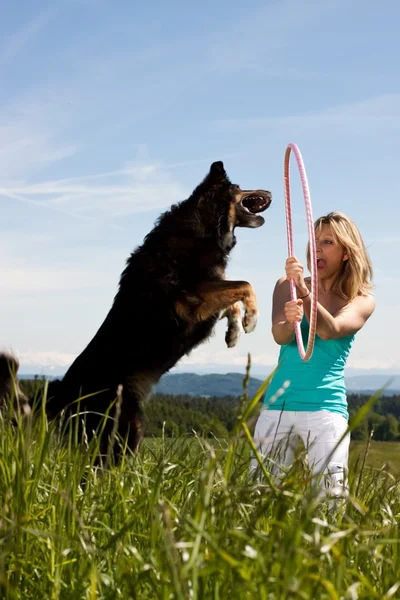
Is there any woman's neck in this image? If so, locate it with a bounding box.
[318,274,338,294]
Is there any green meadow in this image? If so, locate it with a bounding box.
[0,383,399,599]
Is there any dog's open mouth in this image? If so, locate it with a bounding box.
[241,193,271,214]
[234,189,272,228]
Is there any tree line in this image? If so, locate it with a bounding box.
[145,392,400,441]
[19,378,400,442]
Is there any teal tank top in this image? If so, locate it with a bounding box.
[263,316,355,420]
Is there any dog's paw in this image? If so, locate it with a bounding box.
[243,309,258,333]
[225,320,242,348]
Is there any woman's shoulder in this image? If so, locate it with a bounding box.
[336,293,375,320]
[351,293,376,315]
[273,276,292,292]
[275,276,287,286]
[272,277,290,301]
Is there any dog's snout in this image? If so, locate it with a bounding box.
[263,191,272,207]
[260,190,272,201]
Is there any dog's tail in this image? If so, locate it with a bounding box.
[0,352,31,418]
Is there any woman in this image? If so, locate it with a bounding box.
[251,212,375,493]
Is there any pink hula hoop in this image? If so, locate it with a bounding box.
[284,143,318,361]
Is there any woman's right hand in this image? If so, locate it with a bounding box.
[285,256,309,298]
[284,299,304,326]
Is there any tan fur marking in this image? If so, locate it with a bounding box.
[176,281,257,325]
[228,203,237,229]
[195,286,251,322]
[222,301,242,321]
[174,299,190,321]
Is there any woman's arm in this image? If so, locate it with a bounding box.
[271,277,304,345]
[285,256,376,340]
[301,292,375,340]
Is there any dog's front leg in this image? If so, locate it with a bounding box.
[220,303,242,348]
[177,280,258,334]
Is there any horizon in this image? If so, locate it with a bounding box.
[18,364,400,380]
[17,367,400,395]
[1,0,399,372]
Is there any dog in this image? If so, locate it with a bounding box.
[0,353,31,421]
[0,161,271,458]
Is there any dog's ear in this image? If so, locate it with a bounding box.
[195,161,229,205]
[209,161,226,179]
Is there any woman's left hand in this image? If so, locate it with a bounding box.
[285,256,309,297]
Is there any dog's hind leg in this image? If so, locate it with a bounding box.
[111,374,151,460]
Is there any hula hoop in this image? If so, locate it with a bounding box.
[284,143,318,362]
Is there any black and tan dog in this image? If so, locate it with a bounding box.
[0,161,271,458]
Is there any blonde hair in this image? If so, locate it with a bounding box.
[306,211,373,301]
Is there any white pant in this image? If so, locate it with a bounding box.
[251,409,350,492]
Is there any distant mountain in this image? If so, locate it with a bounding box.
[155,372,263,397]
[346,374,400,393]
[20,374,59,381]
[19,371,400,397]
[154,372,400,397]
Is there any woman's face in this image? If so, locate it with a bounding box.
[315,224,348,280]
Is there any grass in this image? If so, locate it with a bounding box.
[350,441,400,478]
[0,389,399,599]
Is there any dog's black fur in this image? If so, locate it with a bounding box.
[0,353,31,420]
[0,162,271,458]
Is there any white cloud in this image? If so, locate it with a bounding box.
[348,358,400,370]
[212,93,400,135]
[7,347,399,375]
[0,0,347,190]
[0,5,59,66]
[0,265,115,294]
[208,0,341,75]
[179,349,277,368]
[15,351,76,372]
[0,118,78,180]
[0,160,189,219]
[179,350,400,373]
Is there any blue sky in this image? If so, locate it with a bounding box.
[1,0,399,376]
